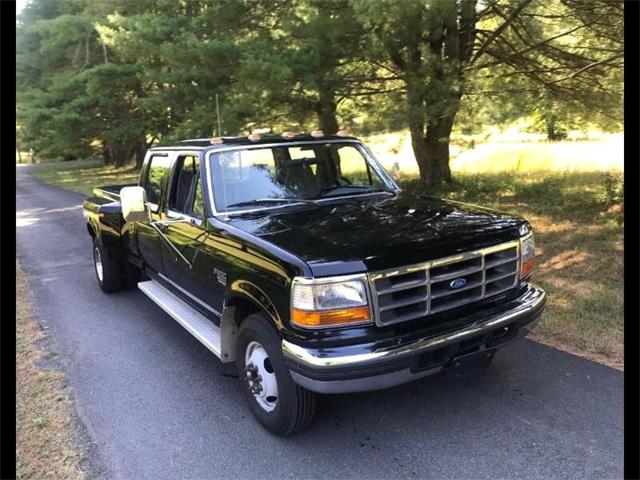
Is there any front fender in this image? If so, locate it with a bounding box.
[225,280,283,329]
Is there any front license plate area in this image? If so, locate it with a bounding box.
[448,348,496,377]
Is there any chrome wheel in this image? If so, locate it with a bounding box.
[244,341,278,413]
[94,247,104,282]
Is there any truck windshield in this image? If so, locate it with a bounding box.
[207,142,395,213]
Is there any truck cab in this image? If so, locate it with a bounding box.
[83,132,546,435]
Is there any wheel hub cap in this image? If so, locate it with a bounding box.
[94,247,103,282]
[244,341,278,412]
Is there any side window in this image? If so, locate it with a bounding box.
[169,155,200,214]
[333,145,384,187]
[144,154,172,207]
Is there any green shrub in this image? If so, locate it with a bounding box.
[600,172,624,206]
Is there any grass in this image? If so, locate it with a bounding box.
[363,131,623,174]
[401,170,624,367]
[16,260,85,479]
[364,130,624,367]
[30,159,140,196]
[26,133,624,367]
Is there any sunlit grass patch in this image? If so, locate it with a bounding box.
[450,139,623,173]
[363,130,623,174]
[399,170,624,367]
[31,159,139,196]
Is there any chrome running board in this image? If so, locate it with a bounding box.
[138,279,222,358]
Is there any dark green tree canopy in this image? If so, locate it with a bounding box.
[17,0,622,179]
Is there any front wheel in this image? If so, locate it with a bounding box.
[236,314,316,435]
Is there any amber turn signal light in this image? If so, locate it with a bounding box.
[292,306,371,327]
[519,234,535,279]
[521,257,534,279]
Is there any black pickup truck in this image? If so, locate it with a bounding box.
[82,132,546,435]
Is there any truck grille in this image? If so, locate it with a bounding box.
[369,240,520,326]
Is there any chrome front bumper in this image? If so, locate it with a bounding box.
[283,283,546,394]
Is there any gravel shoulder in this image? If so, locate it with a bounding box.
[16,259,109,480]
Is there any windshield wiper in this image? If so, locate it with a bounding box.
[318,185,393,197]
[226,198,316,209]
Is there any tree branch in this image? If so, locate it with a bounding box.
[546,52,624,84]
[468,22,596,72]
[470,0,533,65]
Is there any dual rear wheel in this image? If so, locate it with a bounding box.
[92,239,142,293]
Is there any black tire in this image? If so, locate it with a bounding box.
[92,239,122,293]
[236,313,316,435]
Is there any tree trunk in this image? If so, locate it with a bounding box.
[408,121,435,186]
[112,145,130,168]
[314,89,339,134]
[405,70,449,187]
[102,143,114,165]
[425,114,455,185]
[317,108,339,135]
[134,139,147,169]
[408,115,456,188]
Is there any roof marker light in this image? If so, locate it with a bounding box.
[282,131,296,139]
[210,137,223,144]
[336,130,349,137]
[310,130,324,138]
[248,132,261,142]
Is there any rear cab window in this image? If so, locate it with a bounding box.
[168,153,205,219]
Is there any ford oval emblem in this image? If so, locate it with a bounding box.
[450,278,467,289]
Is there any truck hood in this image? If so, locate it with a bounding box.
[225,191,528,275]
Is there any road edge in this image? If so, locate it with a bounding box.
[16,257,113,480]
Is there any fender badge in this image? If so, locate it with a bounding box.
[214,268,227,286]
[450,278,467,289]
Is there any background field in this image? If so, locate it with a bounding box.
[364,131,623,174]
[28,132,624,368]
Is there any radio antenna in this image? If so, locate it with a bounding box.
[215,94,222,137]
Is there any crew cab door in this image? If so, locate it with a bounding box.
[136,151,172,277]
[159,153,223,319]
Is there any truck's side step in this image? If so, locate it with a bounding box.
[138,279,222,358]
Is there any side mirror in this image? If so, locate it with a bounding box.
[120,186,150,222]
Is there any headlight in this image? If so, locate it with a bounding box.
[520,233,535,279]
[291,276,372,328]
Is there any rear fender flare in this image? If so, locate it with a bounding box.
[86,221,98,240]
[86,216,104,245]
[86,216,126,263]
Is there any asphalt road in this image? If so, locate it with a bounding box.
[16,165,623,479]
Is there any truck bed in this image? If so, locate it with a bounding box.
[93,183,137,202]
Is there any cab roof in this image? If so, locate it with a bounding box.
[149,133,360,151]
